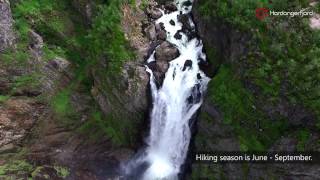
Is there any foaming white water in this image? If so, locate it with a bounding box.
[127,0,210,179]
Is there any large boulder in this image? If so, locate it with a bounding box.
[144,23,157,41]
[146,7,163,19]
[0,0,15,52]
[164,2,177,12]
[155,41,179,62]
[146,41,179,85]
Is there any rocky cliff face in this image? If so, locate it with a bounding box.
[191,0,320,179]
[0,0,152,179]
[0,0,15,52]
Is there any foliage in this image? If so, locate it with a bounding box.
[12,74,40,93]
[79,109,129,146]
[0,160,33,176]
[296,129,311,151]
[54,166,70,178]
[87,0,136,74]
[50,89,79,125]
[0,95,10,103]
[0,44,30,64]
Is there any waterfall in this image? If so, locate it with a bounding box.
[125,0,210,179]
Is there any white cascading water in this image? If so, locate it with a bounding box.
[125,0,210,179]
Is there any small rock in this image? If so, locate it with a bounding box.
[197,73,201,79]
[182,60,192,71]
[47,57,70,72]
[155,23,162,31]
[147,7,162,19]
[169,20,175,26]
[29,30,44,50]
[159,22,165,30]
[174,31,182,39]
[157,30,167,41]
[165,2,178,12]
[145,23,156,41]
[178,14,192,31]
[182,0,192,7]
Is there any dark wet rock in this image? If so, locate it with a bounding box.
[159,22,166,30]
[147,61,166,87]
[146,41,161,60]
[0,0,15,52]
[155,23,162,31]
[182,0,192,7]
[156,61,169,77]
[198,59,216,78]
[145,23,157,41]
[197,73,201,79]
[155,41,179,62]
[182,60,192,71]
[147,41,179,86]
[147,7,163,19]
[165,2,177,12]
[169,19,175,26]
[174,31,182,39]
[157,30,167,41]
[178,14,192,31]
[156,0,174,5]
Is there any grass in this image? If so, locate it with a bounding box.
[54,166,70,178]
[79,109,131,146]
[296,129,311,151]
[87,0,136,74]
[0,160,33,176]
[0,44,30,65]
[50,89,80,126]
[0,95,10,103]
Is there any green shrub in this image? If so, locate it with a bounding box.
[0,95,9,103]
[87,0,136,74]
[54,166,70,178]
[296,129,311,151]
[79,111,121,145]
[0,160,33,176]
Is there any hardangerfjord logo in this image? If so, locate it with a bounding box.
[255,7,270,20]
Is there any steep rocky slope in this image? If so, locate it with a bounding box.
[0,0,153,179]
[191,0,320,179]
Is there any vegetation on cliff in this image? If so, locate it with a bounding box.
[5,0,140,146]
[197,0,320,151]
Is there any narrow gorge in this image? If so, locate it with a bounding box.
[0,0,320,179]
[125,0,210,179]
